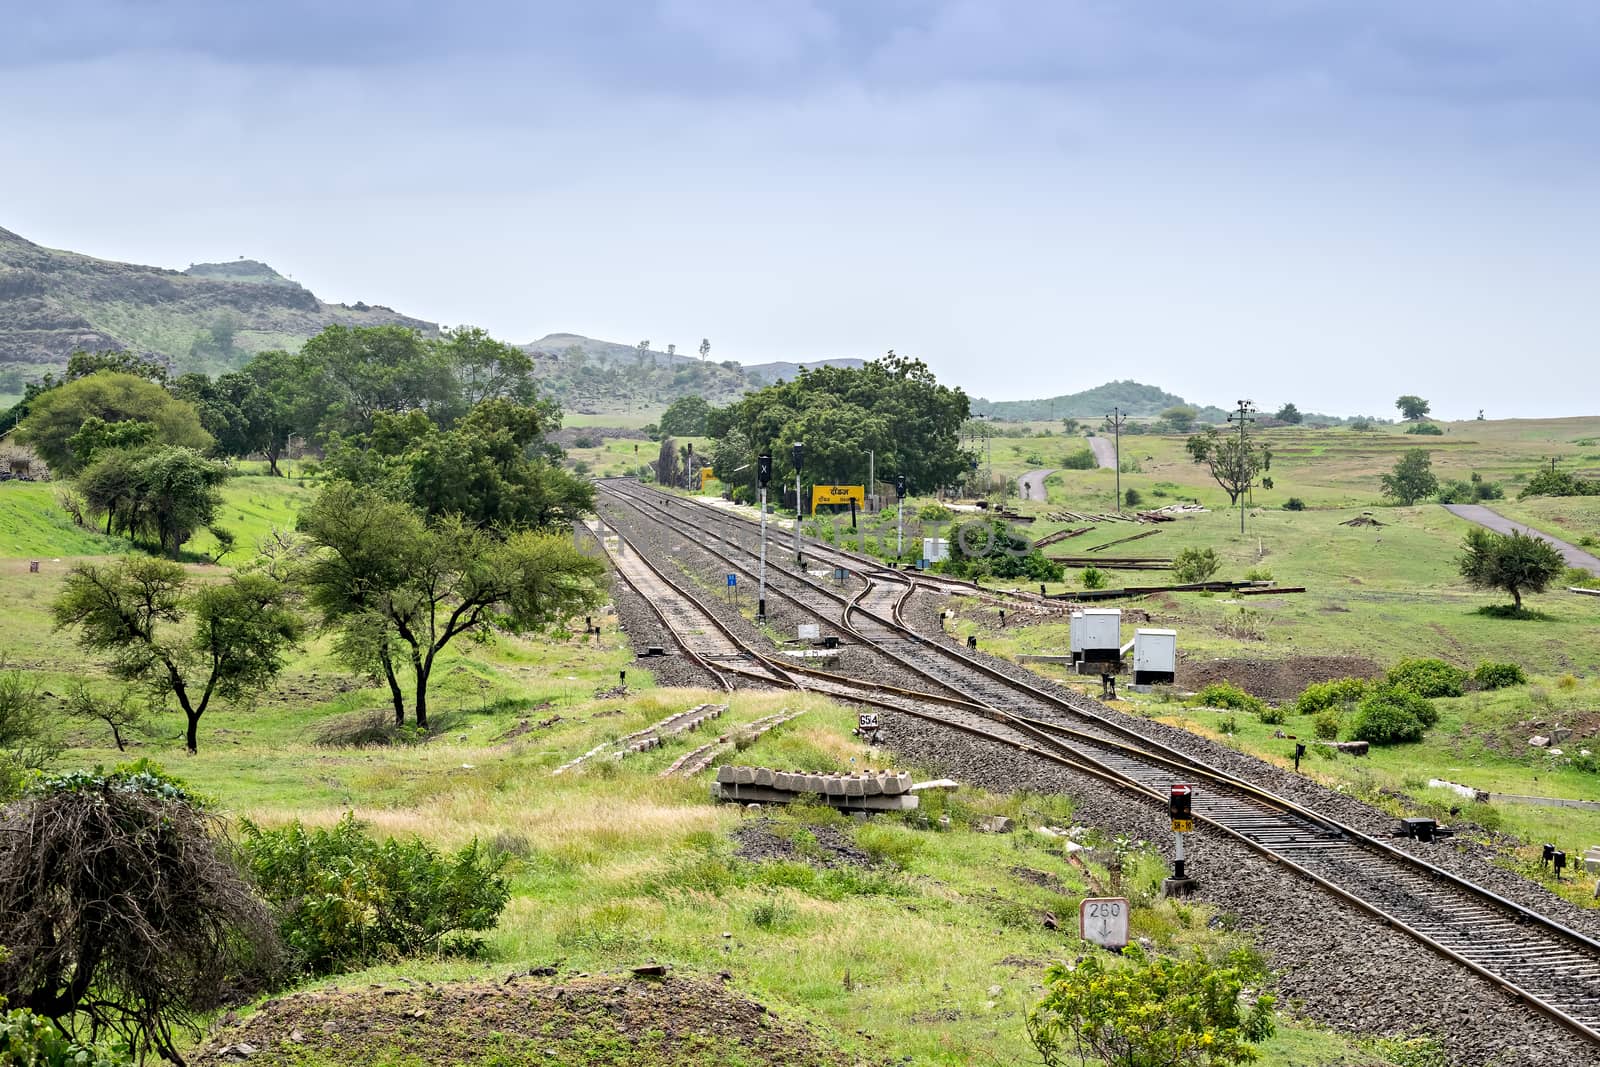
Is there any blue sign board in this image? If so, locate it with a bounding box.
[726,574,737,586]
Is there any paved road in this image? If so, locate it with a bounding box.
[1088,437,1116,469]
[1018,468,1056,501]
[1442,504,1600,575]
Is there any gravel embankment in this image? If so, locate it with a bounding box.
[884,715,1570,1067]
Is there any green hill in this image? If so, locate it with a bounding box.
[520,333,865,415]
[0,225,435,381]
[972,380,1230,422]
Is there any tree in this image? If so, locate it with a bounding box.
[297,485,606,728]
[125,447,231,555]
[299,325,461,438]
[1380,448,1438,505]
[17,372,211,474]
[1159,405,1196,432]
[65,349,168,384]
[659,395,712,437]
[1457,528,1565,611]
[1184,427,1262,505]
[0,664,58,790]
[0,766,279,1062]
[438,326,537,407]
[51,558,302,752]
[330,402,592,531]
[66,416,157,469]
[1275,402,1303,424]
[1396,395,1431,421]
[699,338,711,361]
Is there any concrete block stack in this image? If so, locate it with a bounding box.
[712,766,919,811]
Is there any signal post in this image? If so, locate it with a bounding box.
[757,452,771,621]
[1161,783,1199,898]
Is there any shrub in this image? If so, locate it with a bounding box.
[1385,658,1466,698]
[241,813,510,977]
[1059,448,1098,470]
[1350,692,1428,744]
[1282,497,1305,511]
[1406,423,1444,436]
[1192,682,1266,715]
[571,434,599,449]
[1472,662,1527,690]
[1028,945,1274,1067]
[917,503,952,522]
[1373,683,1438,727]
[1312,710,1342,740]
[1243,567,1273,582]
[1258,704,1286,725]
[1080,565,1107,590]
[1171,546,1221,584]
[0,1001,130,1066]
[1293,678,1370,716]
[0,764,278,1062]
[1123,488,1143,507]
[1436,479,1476,505]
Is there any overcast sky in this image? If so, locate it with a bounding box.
[4,1,1598,417]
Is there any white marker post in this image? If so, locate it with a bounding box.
[757,452,772,621]
[1079,897,1130,952]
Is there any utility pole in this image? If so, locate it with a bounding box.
[895,474,907,558]
[757,452,772,620]
[1105,407,1127,512]
[792,442,804,566]
[1229,399,1256,535]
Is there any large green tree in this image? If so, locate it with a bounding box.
[77,446,230,554]
[297,485,606,727]
[1457,528,1565,611]
[1380,448,1438,505]
[325,401,592,530]
[1185,427,1263,505]
[300,325,461,438]
[1395,395,1431,421]
[438,326,537,407]
[17,372,211,474]
[51,558,302,752]
[706,351,969,501]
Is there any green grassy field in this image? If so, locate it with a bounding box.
[0,548,1382,1064]
[4,411,1599,1063]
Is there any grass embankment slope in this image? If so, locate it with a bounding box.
[0,478,1383,1065]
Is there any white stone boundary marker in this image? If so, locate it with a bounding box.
[1080,897,1130,951]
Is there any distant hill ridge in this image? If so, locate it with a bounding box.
[972,380,1230,422]
[0,226,867,413]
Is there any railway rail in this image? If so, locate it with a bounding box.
[593,479,1600,1044]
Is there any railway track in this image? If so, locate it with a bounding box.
[594,479,1600,1043]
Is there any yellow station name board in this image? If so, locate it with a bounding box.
[811,484,865,510]
[699,467,716,488]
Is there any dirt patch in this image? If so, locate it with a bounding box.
[1176,655,1382,702]
[732,817,876,869]
[192,974,851,1066]
[494,714,563,743]
[1007,865,1065,891]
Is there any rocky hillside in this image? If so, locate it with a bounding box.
[521,333,865,413]
[0,226,434,380]
[0,225,869,414]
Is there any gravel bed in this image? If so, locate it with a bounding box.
[897,589,1600,944]
[598,485,1600,1057]
[604,567,724,690]
[883,711,1568,1067]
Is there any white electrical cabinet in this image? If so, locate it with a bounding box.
[1078,608,1123,670]
[1069,611,1085,662]
[1133,628,1177,685]
[922,537,950,564]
